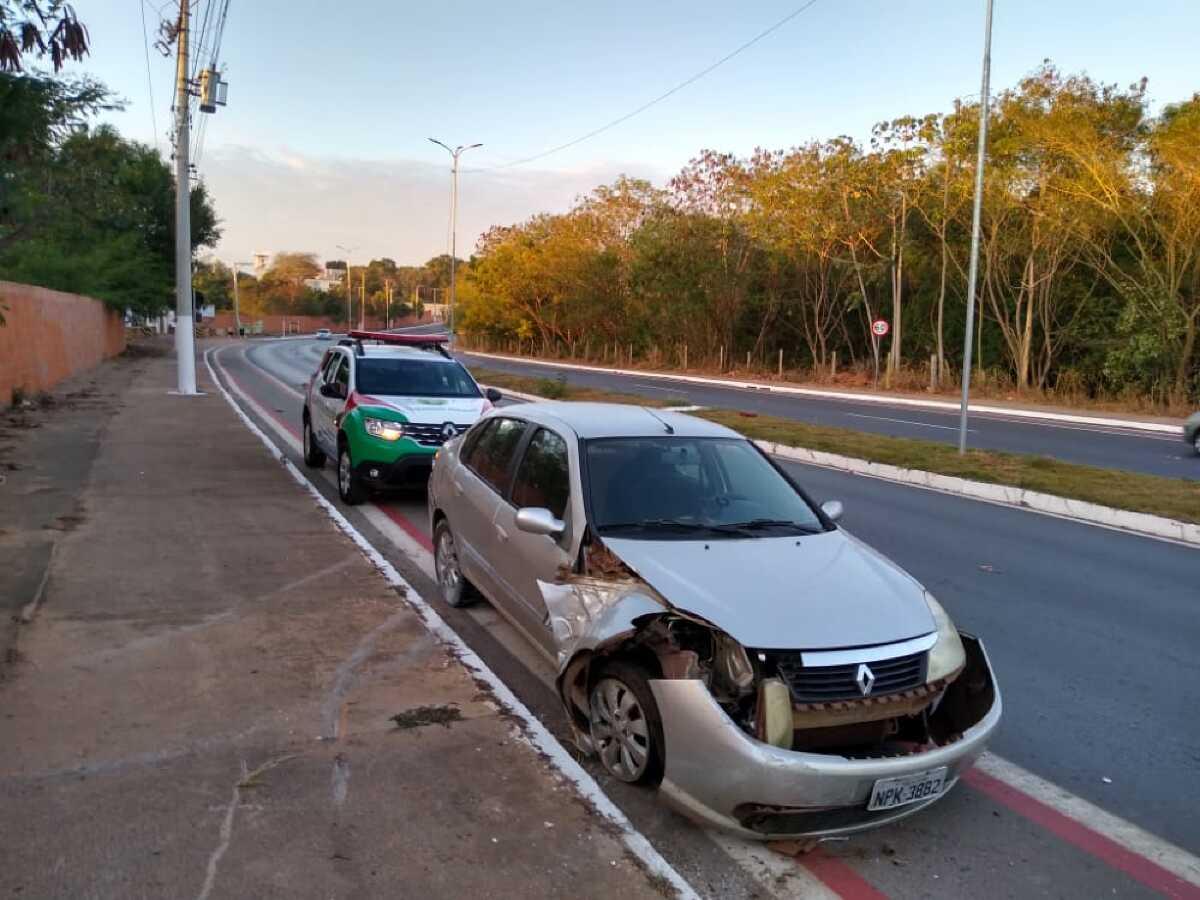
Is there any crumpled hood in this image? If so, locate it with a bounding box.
[359,394,486,423]
[602,530,934,650]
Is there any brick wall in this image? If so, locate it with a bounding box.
[0,282,127,405]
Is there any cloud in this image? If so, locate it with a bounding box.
[198,145,667,266]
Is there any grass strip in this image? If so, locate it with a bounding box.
[470,365,1199,525]
[471,367,679,408]
[698,408,1200,525]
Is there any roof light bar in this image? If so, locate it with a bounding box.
[347,330,449,346]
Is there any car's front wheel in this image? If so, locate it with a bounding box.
[1193,431,1200,456]
[302,416,326,468]
[433,520,477,608]
[337,442,367,505]
[588,661,665,786]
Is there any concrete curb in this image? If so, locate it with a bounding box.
[759,440,1200,546]
[462,350,1182,435]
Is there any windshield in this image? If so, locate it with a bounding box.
[355,359,481,398]
[585,437,826,539]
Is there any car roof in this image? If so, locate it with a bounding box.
[501,401,742,440]
[336,344,461,363]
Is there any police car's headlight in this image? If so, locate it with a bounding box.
[364,417,404,441]
[924,593,966,684]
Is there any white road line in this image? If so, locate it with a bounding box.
[460,350,1181,435]
[845,412,974,432]
[204,348,701,900]
[707,832,837,899]
[975,753,1200,888]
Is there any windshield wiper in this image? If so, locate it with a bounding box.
[600,519,715,533]
[716,518,824,534]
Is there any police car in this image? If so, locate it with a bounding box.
[301,330,501,504]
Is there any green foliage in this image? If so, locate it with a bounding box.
[0,72,221,318]
[459,64,1199,405]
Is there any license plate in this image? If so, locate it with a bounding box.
[867,767,948,811]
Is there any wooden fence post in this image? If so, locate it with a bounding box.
[830,351,837,379]
[778,348,783,377]
[682,343,688,370]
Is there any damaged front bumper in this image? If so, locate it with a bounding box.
[650,635,1001,839]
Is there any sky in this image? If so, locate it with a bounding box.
[74,0,1200,268]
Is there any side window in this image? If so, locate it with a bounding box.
[511,429,570,519]
[322,353,343,385]
[464,417,527,494]
[459,419,492,463]
[334,356,351,392]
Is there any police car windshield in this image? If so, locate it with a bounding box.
[355,358,481,398]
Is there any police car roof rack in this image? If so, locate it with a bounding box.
[346,330,452,359]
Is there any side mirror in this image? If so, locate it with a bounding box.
[485,387,502,403]
[515,507,565,538]
[821,500,844,523]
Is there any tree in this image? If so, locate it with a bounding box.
[0,1,88,72]
[261,252,320,311]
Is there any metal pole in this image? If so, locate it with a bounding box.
[957,0,994,454]
[336,244,355,333]
[173,0,197,394]
[360,271,366,329]
[231,262,241,336]
[449,150,458,338]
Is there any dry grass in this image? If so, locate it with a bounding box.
[698,409,1200,525]
[471,367,680,408]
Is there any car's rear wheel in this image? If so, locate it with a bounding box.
[588,661,665,786]
[302,416,325,468]
[1193,431,1200,456]
[433,520,477,607]
[337,442,367,505]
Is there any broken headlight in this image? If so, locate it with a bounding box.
[924,593,966,684]
[713,631,755,692]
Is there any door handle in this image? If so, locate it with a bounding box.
[495,524,509,542]
[452,479,464,496]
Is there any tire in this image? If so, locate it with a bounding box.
[337,441,367,505]
[588,660,665,786]
[1193,431,1200,457]
[302,415,326,468]
[433,519,477,608]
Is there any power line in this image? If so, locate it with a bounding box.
[138,0,160,152]
[467,0,821,172]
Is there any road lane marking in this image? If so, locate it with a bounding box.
[970,753,1200,894]
[205,347,702,900]
[845,412,974,432]
[220,342,1200,896]
[459,351,1181,435]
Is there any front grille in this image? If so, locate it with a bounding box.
[770,650,926,703]
[404,422,469,447]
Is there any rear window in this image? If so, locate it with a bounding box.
[355,358,480,398]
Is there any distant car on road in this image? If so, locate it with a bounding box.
[1185,411,1200,456]
[315,328,332,340]
[301,330,502,503]
[427,401,1000,839]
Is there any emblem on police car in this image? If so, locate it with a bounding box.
[441,422,457,440]
[855,663,875,696]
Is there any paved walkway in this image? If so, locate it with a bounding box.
[0,344,669,899]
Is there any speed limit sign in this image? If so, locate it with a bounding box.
[872,319,890,338]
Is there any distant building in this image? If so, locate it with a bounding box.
[252,252,270,275]
[303,275,344,293]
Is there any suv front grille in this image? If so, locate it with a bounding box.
[770,651,927,703]
[404,422,469,447]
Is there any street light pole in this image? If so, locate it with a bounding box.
[429,138,482,341]
[957,0,995,454]
[172,0,197,394]
[335,243,356,334]
[231,261,250,336]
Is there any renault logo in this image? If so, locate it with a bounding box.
[441,422,457,440]
[855,663,876,696]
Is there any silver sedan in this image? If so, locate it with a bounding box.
[427,402,1001,839]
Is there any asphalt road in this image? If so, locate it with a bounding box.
[216,335,1200,899]
[455,351,1198,480]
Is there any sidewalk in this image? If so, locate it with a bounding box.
[0,346,672,899]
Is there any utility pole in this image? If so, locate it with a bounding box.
[335,244,356,333]
[231,261,249,337]
[957,0,994,454]
[360,271,366,329]
[385,279,392,329]
[429,139,482,343]
[172,0,197,394]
